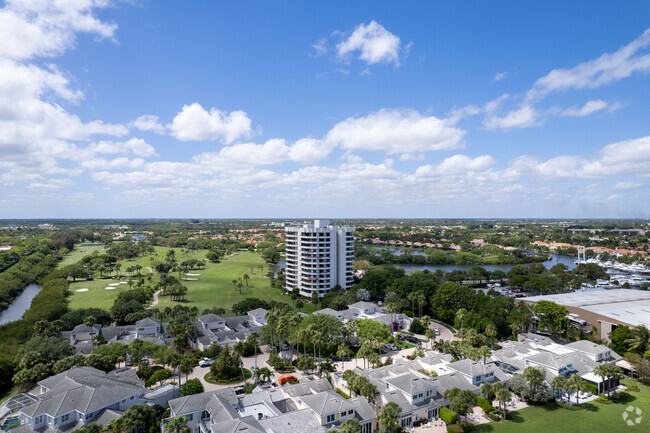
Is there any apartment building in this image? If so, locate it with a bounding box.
[285,220,355,298]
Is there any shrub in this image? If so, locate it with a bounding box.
[626,384,640,392]
[476,395,492,413]
[488,413,500,422]
[181,378,204,396]
[584,382,598,395]
[145,368,172,387]
[413,418,428,427]
[409,319,426,334]
[336,388,350,399]
[440,407,458,425]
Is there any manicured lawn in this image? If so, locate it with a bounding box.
[57,244,106,268]
[68,249,317,315]
[474,379,649,433]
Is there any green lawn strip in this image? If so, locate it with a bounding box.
[67,249,315,314]
[474,379,649,433]
[57,244,106,268]
[203,368,252,385]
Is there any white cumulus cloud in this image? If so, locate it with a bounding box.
[336,20,404,66]
[168,102,252,144]
[325,109,465,157]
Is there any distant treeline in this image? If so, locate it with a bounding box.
[357,245,548,266]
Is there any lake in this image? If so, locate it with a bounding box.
[0,283,42,325]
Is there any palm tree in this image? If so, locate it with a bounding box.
[179,356,194,393]
[509,321,523,338]
[232,279,238,290]
[425,328,436,350]
[479,345,491,363]
[593,363,623,396]
[456,308,468,339]
[232,342,248,380]
[337,344,351,371]
[257,367,272,384]
[242,273,250,286]
[495,387,511,420]
[164,417,190,433]
[523,366,545,396]
[247,332,260,368]
[168,352,182,388]
[378,402,401,433]
[407,292,418,317]
[485,323,497,348]
[568,375,588,406]
[625,325,650,354]
[130,339,144,366]
[415,291,427,318]
[481,383,495,401]
[84,315,97,328]
[552,375,567,402]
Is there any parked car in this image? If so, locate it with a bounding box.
[384,343,398,351]
[280,343,290,351]
[331,355,351,362]
[278,374,298,385]
[434,328,441,335]
[199,357,214,367]
[406,336,421,344]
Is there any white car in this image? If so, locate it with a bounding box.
[434,328,441,335]
[384,343,398,351]
[199,358,214,367]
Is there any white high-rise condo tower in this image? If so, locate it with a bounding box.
[284,219,355,298]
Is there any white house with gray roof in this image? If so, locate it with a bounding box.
[14,367,145,433]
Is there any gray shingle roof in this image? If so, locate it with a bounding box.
[298,390,355,416]
[259,409,327,433]
[209,416,265,433]
[21,367,143,419]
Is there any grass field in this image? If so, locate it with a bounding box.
[474,379,649,433]
[57,244,106,268]
[67,248,317,315]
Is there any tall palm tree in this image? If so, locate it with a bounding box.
[568,375,588,406]
[456,308,468,339]
[247,332,260,368]
[495,387,511,419]
[485,323,497,348]
[168,352,182,388]
[479,345,491,363]
[337,344,351,371]
[551,375,567,402]
[523,366,545,396]
[179,356,194,394]
[232,342,248,380]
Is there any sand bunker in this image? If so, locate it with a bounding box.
[76,288,89,292]
[186,273,200,276]
[109,283,120,286]
[119,281,128,284]
[182,278,198,281]
[104,287,116,290]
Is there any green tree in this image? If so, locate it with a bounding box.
[378,401,401,433]
[456,308,468,339]
[164,417,190,433]
[523,366,545,396]
[533,301,569,337]
[340,418,361,433]
[444,387,477,429]
[495,386,511,419]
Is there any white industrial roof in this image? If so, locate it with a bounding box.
[526,289,650,328]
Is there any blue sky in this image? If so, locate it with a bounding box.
[1,0,650,218]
